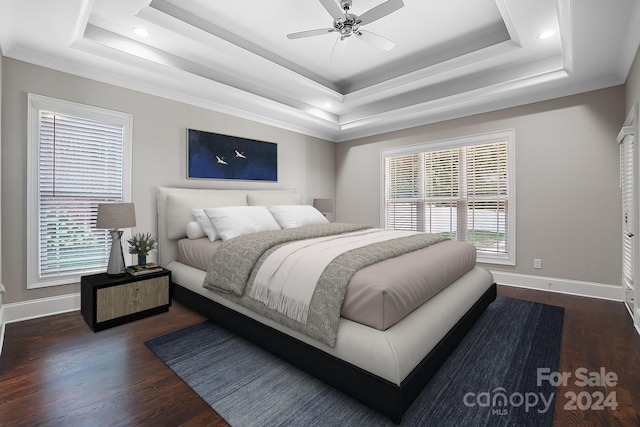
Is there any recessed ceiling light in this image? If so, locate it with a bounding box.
[324,102,332,108]
[133,27,150,37]
[537,30,555,40]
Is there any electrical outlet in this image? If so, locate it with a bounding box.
[534,258,542,269]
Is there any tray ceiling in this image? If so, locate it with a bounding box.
[1,0,639,141]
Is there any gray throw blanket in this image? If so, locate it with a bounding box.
[204,223,447,347]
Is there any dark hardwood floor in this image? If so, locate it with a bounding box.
[499,286,640,427]
[0,286,639,426]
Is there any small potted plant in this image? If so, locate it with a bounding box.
[127,232,157,266]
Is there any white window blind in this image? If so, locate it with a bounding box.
[28,94,132,288]
[620,133,635,297]
[382,130,515,264]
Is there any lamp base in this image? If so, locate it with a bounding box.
[106,229,126,277]
[107,271,126,278]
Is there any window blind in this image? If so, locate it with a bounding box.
[38,111,125,278]
[384,141,510,259]
[620,134,634,293]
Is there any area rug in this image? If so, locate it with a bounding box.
[145,296,564,426]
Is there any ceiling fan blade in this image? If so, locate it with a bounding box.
[358,0,404,25]
[318,0,345,20]
[330,36,348,61]
[287,28,335,39]
[356,30,395,51]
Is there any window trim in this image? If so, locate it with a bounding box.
[27,94,133,288]
[380,129,516,265]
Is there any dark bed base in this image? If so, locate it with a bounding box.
[171,282,497,424]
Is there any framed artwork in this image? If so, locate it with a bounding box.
[187,129,278,181]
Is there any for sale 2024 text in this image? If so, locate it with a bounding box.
[537,367,619,411]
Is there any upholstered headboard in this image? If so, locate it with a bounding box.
[156,187,301,267]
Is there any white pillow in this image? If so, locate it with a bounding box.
[165,191,246,240]
[192,209,219,241]
[204,206,281,240]
[186,221,206,239]
[267,205,329,229]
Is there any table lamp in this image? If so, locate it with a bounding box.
[96,203,136,277]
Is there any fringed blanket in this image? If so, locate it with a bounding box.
[250,228,431,324]
[203,223,446,347]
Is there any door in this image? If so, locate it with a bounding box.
[618,103,639,335]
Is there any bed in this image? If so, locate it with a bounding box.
[156,186,496,423]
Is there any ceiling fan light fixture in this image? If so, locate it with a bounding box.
[287,0,403,51]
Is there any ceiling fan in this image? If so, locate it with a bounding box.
[287,0,404,52]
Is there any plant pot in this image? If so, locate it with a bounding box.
[137,255,147,266]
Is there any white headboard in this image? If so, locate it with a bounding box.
[156,187,301,267]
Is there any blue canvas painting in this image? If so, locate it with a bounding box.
[187,129,277,181]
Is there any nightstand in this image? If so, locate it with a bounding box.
[81,269,172,331]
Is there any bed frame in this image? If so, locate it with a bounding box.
[173,282,495,423]
[156,187,497,423]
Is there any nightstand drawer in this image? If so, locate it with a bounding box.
[81,270,172,331]
[96,276,170,322]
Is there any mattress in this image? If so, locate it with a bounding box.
[168,260,494,385]
[177,236,476,330]
[344,239,476,329]
[178,237,221,271]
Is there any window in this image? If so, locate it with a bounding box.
[381,130,515,265]
[27,94,132,288]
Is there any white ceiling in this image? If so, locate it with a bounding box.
[1,0,639,142]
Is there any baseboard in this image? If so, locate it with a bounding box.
[0,293,81,358]
[2,292,81,324]
[0,274,625,358]
[490,271,624,302]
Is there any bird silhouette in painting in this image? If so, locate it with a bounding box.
[235,150,246,159]
[216,156,227,165]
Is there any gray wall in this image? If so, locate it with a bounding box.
[0,53,3,308]
[336,86,626,286]
[0,58,336,304]
[627,45,640,116]
[2,42,640,304]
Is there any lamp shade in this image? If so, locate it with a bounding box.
[313,198,334,214]
[96,203,136,229]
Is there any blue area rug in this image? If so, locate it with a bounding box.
[145,296,563,426]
